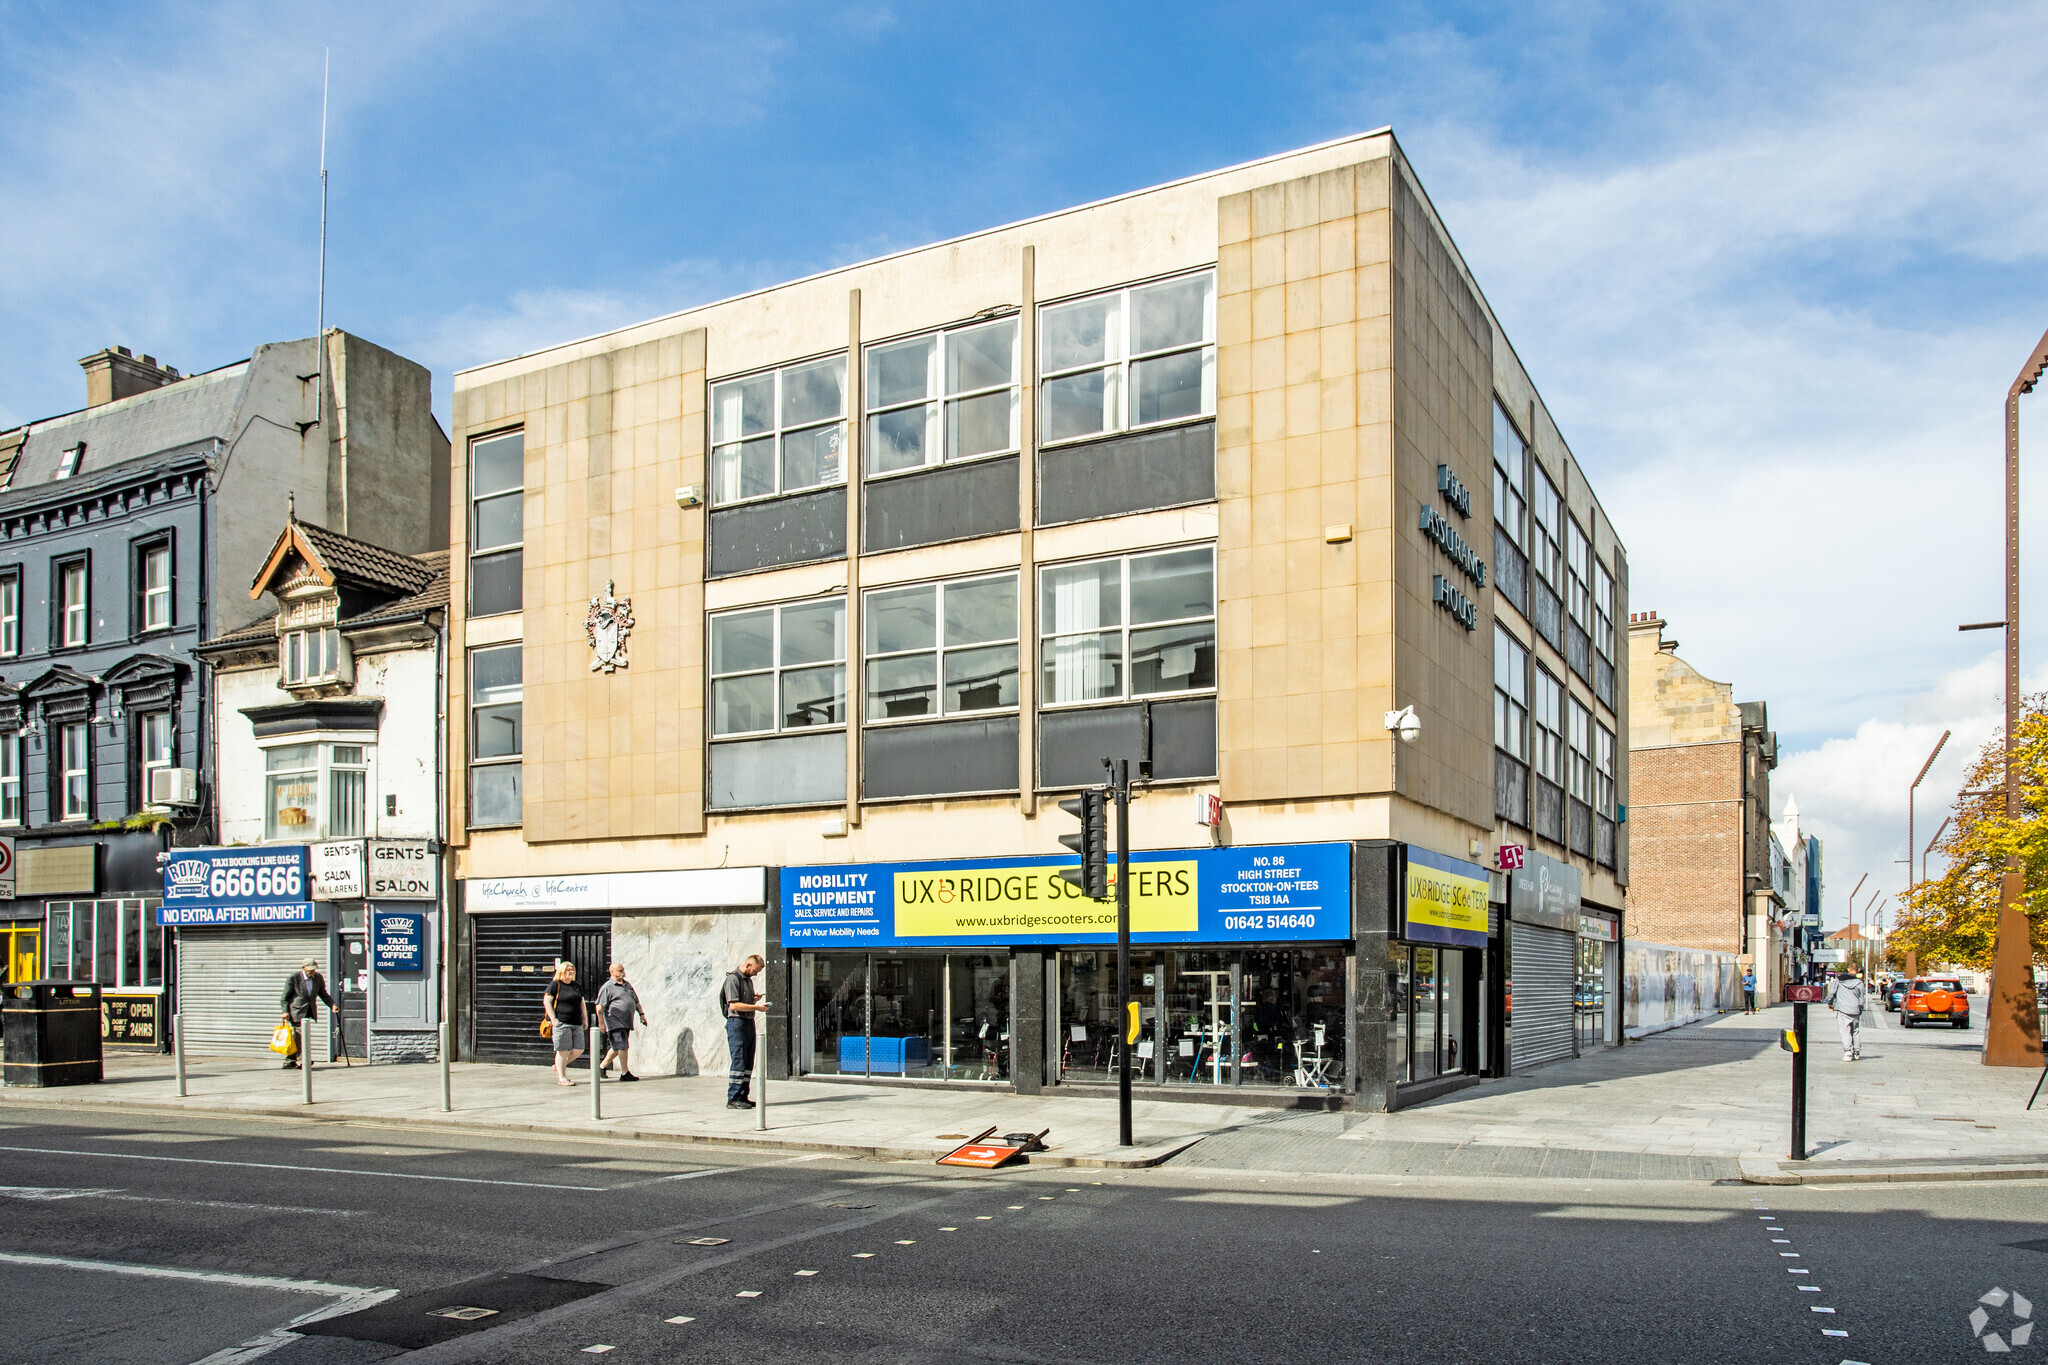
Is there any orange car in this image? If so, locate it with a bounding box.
[1900,976,1970,1029]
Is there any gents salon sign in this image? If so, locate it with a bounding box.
[781,843,1351,948]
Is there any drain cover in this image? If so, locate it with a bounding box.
[429,1307,499,1321]
[680,1236,731,1246]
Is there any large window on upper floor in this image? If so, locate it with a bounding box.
[135,537,172,634]
[0,736,20,825]
[59,722,91,820]
[1039,272,1216,445]
[1531,467,1563,591]
[1039,546,1215,706]
[1493,401,1527,548]
[264,742,370,841]
[1567,695,1593,805]
[0,571,17,657]
[709,599,846,737]
[1567,517,1591,632]
[281,627,346,688]
[468,644,522,828]
[1594,559,1615,663]
[56,557,88,648]
[865,319,1019,476]
[1494,624,1528,762]
[469,430,523,617]
[864,574,1018,723]
[1532,666,1565,788]
[137,710,172,807]
[1595,721,1616,816]
[710,356,846,506]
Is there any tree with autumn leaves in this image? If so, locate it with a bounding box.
[1893,696,2048,971]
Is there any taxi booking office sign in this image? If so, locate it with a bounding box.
[780,843,1353,948]
[158,847,314,926]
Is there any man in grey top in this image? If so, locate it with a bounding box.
[1827,968,1869,1061]
[595,962,649,1082]
[723,954,768,1109]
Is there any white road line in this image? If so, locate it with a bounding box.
[0,1185,361,1216]
[0,1143,611,1192]
[0,1252,394,1365]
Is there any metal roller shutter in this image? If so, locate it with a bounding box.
[472,913,610,1065]
[178,928,332,1062]
[1511,922,1576,1072]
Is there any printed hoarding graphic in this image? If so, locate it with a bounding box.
[158,847,313,926]
[781,843,1350,948]
[1402,846,1489,948]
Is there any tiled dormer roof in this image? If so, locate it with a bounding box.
[250,519,437,600]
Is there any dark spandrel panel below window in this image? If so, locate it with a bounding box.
[708,485,847,577]
[1534,776,1565,845]
[1594,654,1616,710]
[1568,797,1594,857]
[709,730,846,808]
[1568,623,1593,684]
[1596,816,1616,869]
[1495,750,1529,827]
[1531,580,1564,653]
[863,714,1020,799]
[863,454,1019,553]
[1037,421,1214,527]
[1494,529,1528,616]
[470,549,522,617]
[470,764,521,828]
[1038,697,1215,789]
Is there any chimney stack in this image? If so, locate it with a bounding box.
[78,346,181,408]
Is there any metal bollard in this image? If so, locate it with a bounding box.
[300,1023,312,1105]
[756,1012,767,1131]
[591,1034,603,1122]
[439,1021,451,1112]
[173,1014,187,1098]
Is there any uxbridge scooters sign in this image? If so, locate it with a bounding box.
[158,847,314,926]
[780,843,1352,948]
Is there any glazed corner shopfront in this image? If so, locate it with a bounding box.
[770,838,1508,1111]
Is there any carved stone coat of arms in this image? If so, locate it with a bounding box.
[585,581,635,673]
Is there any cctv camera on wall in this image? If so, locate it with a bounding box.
[1384,705,1421,743]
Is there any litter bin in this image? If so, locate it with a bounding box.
[2,981,103,1087]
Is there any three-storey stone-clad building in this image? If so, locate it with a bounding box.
[447,132,1628,1109]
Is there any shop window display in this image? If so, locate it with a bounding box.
[801,951,1010,1081]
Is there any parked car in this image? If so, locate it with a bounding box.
[1884,979,1909,1012]
[1900,977,1971,1029]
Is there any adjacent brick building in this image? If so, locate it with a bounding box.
[1626,611,1788,993]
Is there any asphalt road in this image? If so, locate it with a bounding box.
[0,1105,2040,1365]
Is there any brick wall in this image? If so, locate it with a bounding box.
[1626,739,1742,952]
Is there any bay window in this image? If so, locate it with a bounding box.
[266,741,372,840]
[1039,271,1216,444]
[1040,546,1215,705]
[281,627,344,686]
[865,319,1018,475]
[710,356,847,505]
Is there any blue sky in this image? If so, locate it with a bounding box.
[5,0,2047,909]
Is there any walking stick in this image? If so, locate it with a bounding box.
[2029,1062,2046,1112]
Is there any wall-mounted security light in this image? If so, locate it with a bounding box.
[676,484,704,508]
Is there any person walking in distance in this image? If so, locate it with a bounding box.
[1826,967,1869,1061]
[595,961,648,1081]
[1741,967,1758,1015]
[545,961,591,1087]
[722,954,769,1110]
[279,957,334,1070]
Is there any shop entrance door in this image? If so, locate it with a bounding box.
[337,933,370,1062]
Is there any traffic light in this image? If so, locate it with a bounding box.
[1057,788,1108,899]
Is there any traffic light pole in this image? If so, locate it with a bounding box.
[1113,758,1132,1148]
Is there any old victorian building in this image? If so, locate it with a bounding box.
[0,333,446,1048]
[189,517,448,1064]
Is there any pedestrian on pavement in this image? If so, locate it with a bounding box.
[278,957,334,1070]
[595,961,648,1081]
[545,961,591,1087]
[1742,968,1758,1014]
[722,954,769,1110]
[1826,967,1869,1061]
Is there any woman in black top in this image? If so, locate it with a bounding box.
[545,962,590,1086]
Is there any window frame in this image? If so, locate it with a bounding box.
[1594,721,1616,816]
[708,598,849,740]
[0,571,19,657]
[260,739,374,841]
[136,709,172,808]
[54,554,89,650]
[55,443,82,480]
[0,735,20,826]
[1531,666,1565,787]
[467,643,523,829]
[280,626,344,687]
[467,428,524,618]
[58,721,91,821]
[1530,468,1563,591]
[1566,516,1592,631]
[1567,694,1594,803]
[135,535,173,634]
[708,353,849,508]
[1594,558,1616,663]
[861,572,1021,726]
[863,317,1021,479]
[1037,543,1218,710]
[1494,624,1529,762]
[1492,401,1527,550]
[1037,269,1218,449]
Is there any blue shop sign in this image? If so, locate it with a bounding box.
[158,847,314,926]
[781,842,1351,948]
[372,909,425,972]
